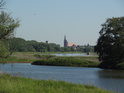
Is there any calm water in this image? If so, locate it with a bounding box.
[0,63,124,92]
[51,53,92,56]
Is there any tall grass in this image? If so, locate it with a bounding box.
[0,74,112,93]
[32,57,99,67]
[0,52,99,64]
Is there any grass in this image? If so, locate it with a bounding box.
[32,56,99,67]
[0,74,112,93]
[0,52,99,65]
[0,56,35,63]
[34,54,56,59]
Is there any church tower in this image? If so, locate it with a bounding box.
[64,35,68,47]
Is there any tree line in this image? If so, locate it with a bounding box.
[7,37,94,53]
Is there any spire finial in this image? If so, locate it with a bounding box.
[64,35,66,40]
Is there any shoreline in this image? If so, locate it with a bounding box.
[0,73,112,93]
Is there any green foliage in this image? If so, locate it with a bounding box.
[0,40,10,58]
[8,37,95,53]
[0,74,112,93]
[0,8,19,58]
[95,17,124,69]
[116,62,124,69]
[32,57,99,67]
[8,38,61,52]
[76,45,94,53]
[0,11,19,40]
[34,54,56,59]
[8,38,36,52]
[0,52,99,63]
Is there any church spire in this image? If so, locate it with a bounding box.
[64,35,68,47]
[64,35,66,40]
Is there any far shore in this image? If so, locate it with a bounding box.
[0,52,99,68]
[0,52,124,70]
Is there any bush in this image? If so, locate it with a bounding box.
[116,62,124,70]
[32,57,99,67]
[34,54,56,59]
[0,41,10,58]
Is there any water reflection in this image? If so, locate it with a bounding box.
[97,69,124,92]
[98,70,124,79]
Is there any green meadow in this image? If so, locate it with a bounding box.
[0,74,112,93]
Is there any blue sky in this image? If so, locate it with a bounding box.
[5,0,124,46]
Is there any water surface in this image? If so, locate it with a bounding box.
[51,53,91,56]
[0,63,124,92]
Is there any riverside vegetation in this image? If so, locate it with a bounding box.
[32,56,99,67]
[95,17,124,69]
[0,52,124,69]
[0,52,99,68]
[0,74,112,93]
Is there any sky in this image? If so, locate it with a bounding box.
[4,0,124,46]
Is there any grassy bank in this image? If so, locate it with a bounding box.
[32,56,99,67]
[0,74,112,93]
[0,52,99,67]
[0,57,35,63]
[0,52,100,68]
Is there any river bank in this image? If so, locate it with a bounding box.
[0,73,112,93]
[0,52,124,69]
[0,52,99,68]
[0,56,99,68]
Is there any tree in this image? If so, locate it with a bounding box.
[0,0,5,9]
[0,11,19,40]
[95,17,124,69]
[0,0,20,58]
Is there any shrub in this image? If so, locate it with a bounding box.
[32,57,99,67]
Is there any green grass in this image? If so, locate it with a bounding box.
[0,51,100,67]
[0,56,35,63]
[34,54,56,59]
[0,52,100,68]
[0,52,99,65]
[0,74,112,93]
[32,56,99,67]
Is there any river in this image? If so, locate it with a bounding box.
[0,63,124,92]
[50,53,92,56]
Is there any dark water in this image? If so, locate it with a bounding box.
[0,63,124,92]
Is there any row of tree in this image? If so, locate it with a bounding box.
[7,37,94,53]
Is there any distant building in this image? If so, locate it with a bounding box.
[64,35,77,49]
[68,42,76,47]
[64,35,68,47]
